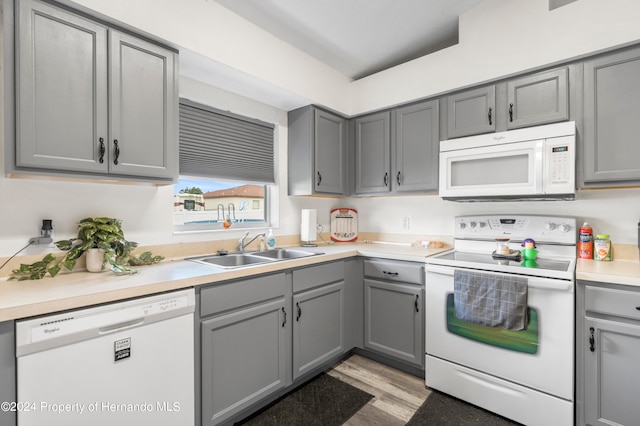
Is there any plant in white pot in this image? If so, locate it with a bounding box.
[11,217,163,280]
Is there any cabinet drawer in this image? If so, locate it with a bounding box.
[364,259,424,285]
[293,262,344,293]
[585,285,640,321]
[200,273,286,317]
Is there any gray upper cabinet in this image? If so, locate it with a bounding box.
[288,106,347,195]
[582,46,640,185]
[446,67,569,138]
[354,99,439,195]
[506,67,569,130]
[15,0,178,182]
[394,100,439,193]
[354,111,391,194]
[446,85,496,138]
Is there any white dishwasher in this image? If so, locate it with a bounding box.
[15,288,195,426]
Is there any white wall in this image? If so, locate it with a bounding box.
[349,189,640,245]
[351,0,640,113]
[2,0,640,260]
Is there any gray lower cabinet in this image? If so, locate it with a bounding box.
[0,321,16,426]
[445,67,569,138]
[199,273,288,426]
[292,262,345,380]
[15,0,178,181]
[354,99,439,195]
[363,259,424,368]
[582,46,640,185]
[288,106,348,195]
[577,281,640,426]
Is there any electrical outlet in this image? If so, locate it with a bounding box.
[401,216,410,230]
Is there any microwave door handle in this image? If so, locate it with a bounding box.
[534,141,544,193]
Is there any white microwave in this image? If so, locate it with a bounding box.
[439,121,575,201]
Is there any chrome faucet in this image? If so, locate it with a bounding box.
[237,231,266,252]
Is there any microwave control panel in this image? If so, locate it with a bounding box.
[544,135,575,193]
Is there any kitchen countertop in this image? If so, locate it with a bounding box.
[576,244,640,287]
[0,242,448,322]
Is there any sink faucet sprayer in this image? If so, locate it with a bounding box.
[237,231,266,252]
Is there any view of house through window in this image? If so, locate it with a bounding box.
[174,177,267,229]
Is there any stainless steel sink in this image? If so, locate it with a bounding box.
[187,253,276,269]
[186,248,323,269]
[250,248,323,260]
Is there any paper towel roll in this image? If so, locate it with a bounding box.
[300,209,317,242]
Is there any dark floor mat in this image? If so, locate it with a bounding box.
[236,373,373,426]
[406,390,521,425]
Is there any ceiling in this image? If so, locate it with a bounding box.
[213,0,485,80]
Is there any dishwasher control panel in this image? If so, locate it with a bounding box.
[16,289,195,356]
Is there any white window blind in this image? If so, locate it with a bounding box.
[179,99,275,183]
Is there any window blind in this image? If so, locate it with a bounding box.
[179,99,275,183]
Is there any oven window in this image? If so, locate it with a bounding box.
[451,154,530,186]
[446,294,539,354]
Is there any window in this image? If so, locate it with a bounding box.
[174,99,275,232]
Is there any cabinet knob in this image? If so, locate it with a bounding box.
[488,107,493,126]
[509,103,514,122]
[397,171,401,186]
[589,327,595,352]
[317,171,322,186]
[113,139,120,165]
[296,302,301,321]
[282,307,287,327]
[98,137,105,164]
[383,172,388,187]
[415,294,420,313]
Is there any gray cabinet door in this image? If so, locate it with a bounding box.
[292,281,345,380]
[584,317,640,426]
[201,298,287,426]
[364,279,423,367]
[16,0,177,181]
[0,321,15,426]
[16,0,109,173]
[506,67,569,130]
[354,111,391,194]
[315,109,347,194]
[109,31,178,179]
[288,106,347,195]
[394,100,439,193]
[583,47,640,184]
[446,85,496,138]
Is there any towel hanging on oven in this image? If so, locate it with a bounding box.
[453,269,528,330]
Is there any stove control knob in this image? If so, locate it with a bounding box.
[559,223,571,233]
[545,222,556,231]
[457,221,466,230]
[469,221,477,229]
[478,222,486,228]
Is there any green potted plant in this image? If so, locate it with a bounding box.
[11,217,164,280]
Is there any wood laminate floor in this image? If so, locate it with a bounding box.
[326,354,431,425]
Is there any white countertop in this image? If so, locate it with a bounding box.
[0,242,447,322]
[577,258,640,287]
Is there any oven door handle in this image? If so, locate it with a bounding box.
[426,265,573,292]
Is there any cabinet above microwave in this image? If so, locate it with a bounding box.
[439,121,576,201]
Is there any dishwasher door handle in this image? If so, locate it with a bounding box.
[99,318,145,334]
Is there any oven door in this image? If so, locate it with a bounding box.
[439,140,543,199]
[425,264,574,400]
